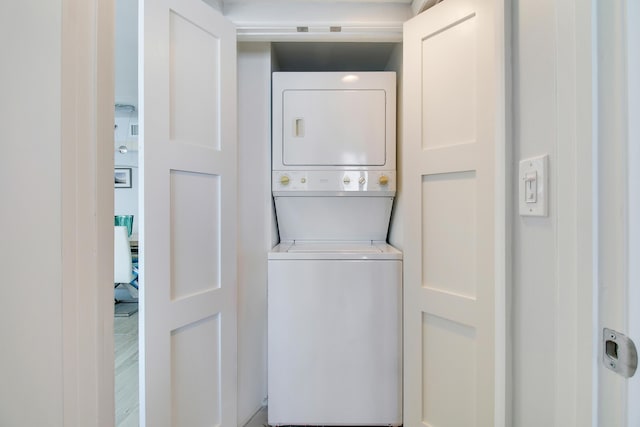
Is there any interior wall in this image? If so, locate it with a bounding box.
[114,0,138,108]
[386,43,403,249]
[237,42,273,425]
[0,1,64,425]
[512,0,562,425]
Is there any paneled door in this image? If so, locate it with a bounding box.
[139,1,237,426]
[402,1,507,426]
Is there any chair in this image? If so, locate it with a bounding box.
[114,225,138,300]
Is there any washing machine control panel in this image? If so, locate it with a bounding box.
[273,170,396,193]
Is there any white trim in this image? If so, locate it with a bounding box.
[555,0,579,424]
[495,0,511,424]
[61,0,115,425]
[625,1,640,424]
[502,0,514,423]
[554,0,597,425]
[236,25,403,42]
[225,0,411,42]
[575,1,598,426]
[593,0,640,424]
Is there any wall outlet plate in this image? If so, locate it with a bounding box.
[519,155,548,217]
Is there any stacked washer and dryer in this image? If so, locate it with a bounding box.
[268,72,402,426]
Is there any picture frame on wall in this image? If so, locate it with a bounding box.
[114,168,132,188]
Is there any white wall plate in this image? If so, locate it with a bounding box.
[519,154,548,217]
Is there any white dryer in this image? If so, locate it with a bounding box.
[268,72,402,426]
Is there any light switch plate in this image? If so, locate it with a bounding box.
[519,155,548,216]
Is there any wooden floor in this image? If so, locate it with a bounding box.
[114,310,139,427]
[114,309,268,427]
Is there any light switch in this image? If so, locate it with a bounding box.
[524,171,537,203]
[519,155,548,216]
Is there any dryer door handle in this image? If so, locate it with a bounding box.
[293,118,304,137]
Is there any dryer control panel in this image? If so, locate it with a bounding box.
[272,170,396,195]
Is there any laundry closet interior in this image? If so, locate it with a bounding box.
[236,40,405,424]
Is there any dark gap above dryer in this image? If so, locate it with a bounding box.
[271,42,400,71]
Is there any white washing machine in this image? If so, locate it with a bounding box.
[268,72,402,426]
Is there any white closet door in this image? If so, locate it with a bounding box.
[403,0,506,426]
[139,1,237,426]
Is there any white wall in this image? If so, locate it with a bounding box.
[511,0,594,424]
[0,1,64,425]
[512,0,558,423]
[237,42,274,425]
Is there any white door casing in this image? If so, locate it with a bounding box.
[627,2,640,423]
[139,1,237,426]
[598,1,640,425]
[403,1,506,426]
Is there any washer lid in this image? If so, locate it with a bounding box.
[268,241,403,260]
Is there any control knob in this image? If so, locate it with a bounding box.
[379,175,389,186]
[280,175,290,185]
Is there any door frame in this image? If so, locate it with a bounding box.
[594,1,640,425]
[61,0,115,425]
[555,0,600,425]
[628,2,640,424]
[61,0,607,425]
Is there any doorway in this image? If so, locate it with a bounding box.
[109,0,504,424]
[113,0,140,424]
